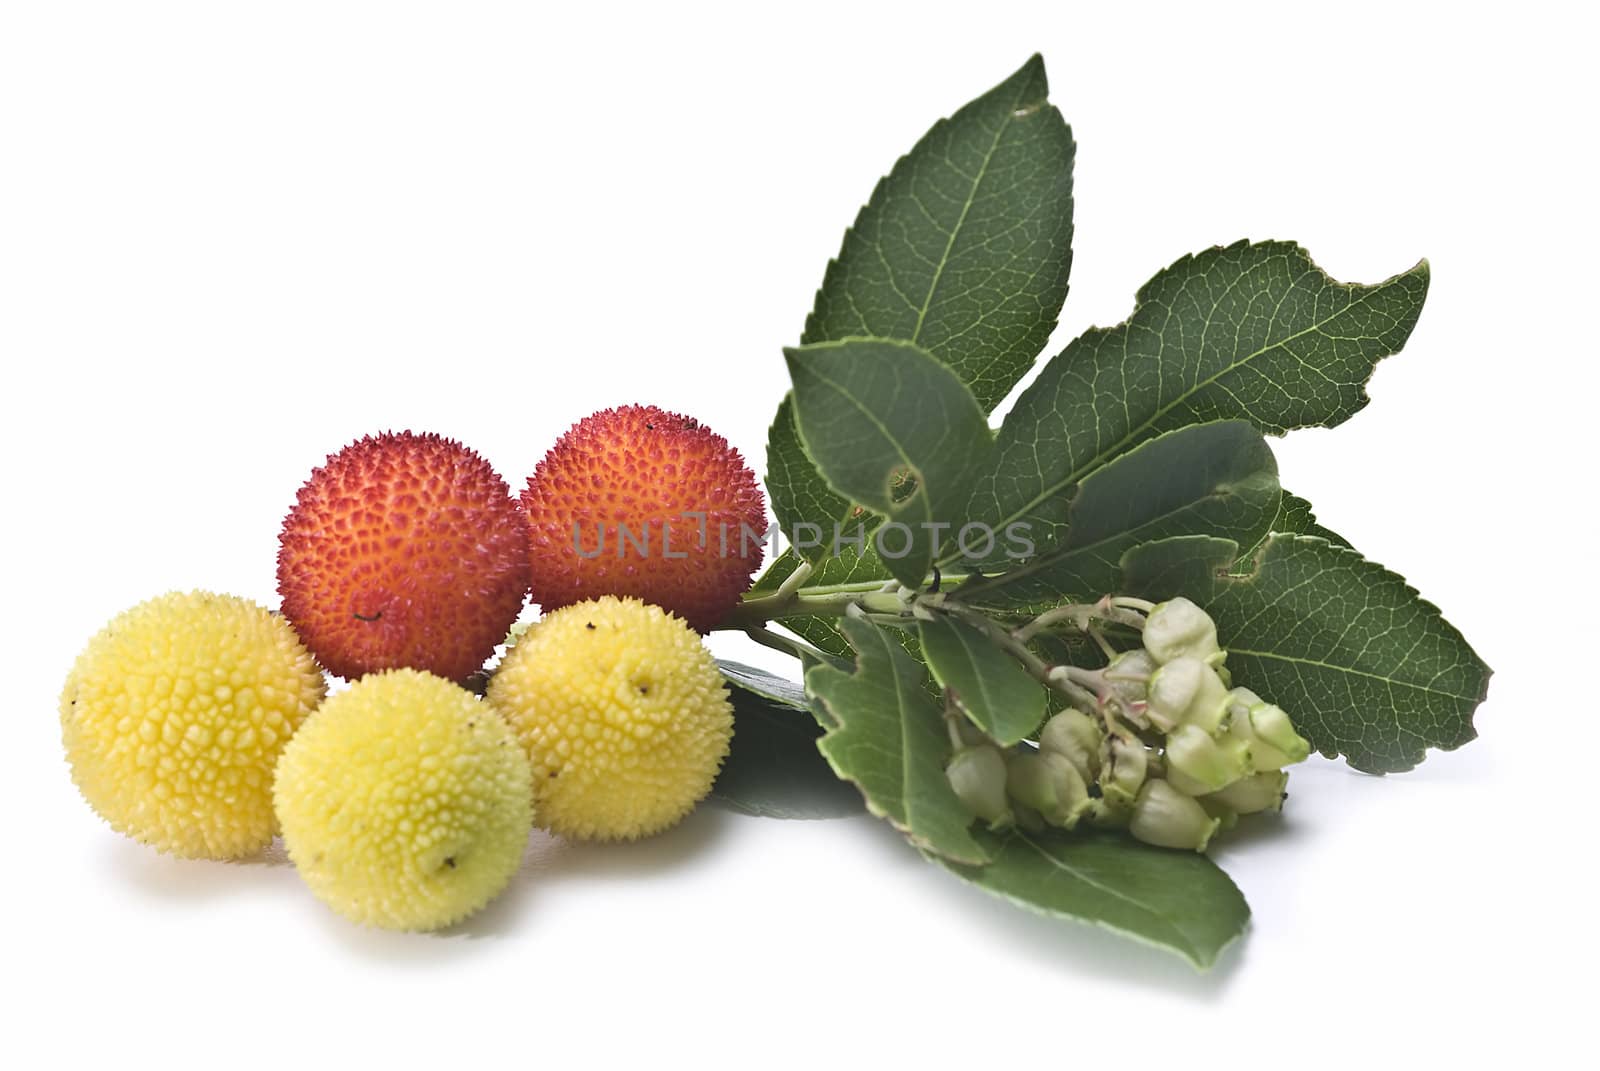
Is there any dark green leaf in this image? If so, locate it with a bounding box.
[803,54,1075,410]
[1122,534,1491,773]
[967,242,1429,558]
[749,549,796,594]
[960,420,1280,607]
[767,55,1075,553]
[718,659,809,710]
[918,614,1047,745]
[779,614,855,662]
[933,829,1250,969]
[786,338,993,587]
[766,396,856,564]
[750,532,892,596]
[782,616,943,704]
[805,616,989,864]
[712,678,864,820]
[1235,490,1351,568]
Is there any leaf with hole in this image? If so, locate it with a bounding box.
[768,53,1075,556]
[785,338,993,588]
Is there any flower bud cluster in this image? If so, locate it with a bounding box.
[942,596,1311,852]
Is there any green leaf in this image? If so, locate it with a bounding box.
[750,544,890,596]
[786,338,994,588]
[805,616,989,864]
[967,242,1429,556]
[1122,534,1491,773]
[766,396,856,564]
[932,829,1250,969]
[718,659,810,710]
[750,550,911,687]
[918,614,1047,745]
[712,673,864,820]
[803,54,1075,410]
[767,54,1075,554]
[777,614,855,662]
[1236,490,1350,567]
[782,616,945,707]
[960,420,1280,607]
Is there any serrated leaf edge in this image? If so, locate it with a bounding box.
[975,242,1429,548]
[1134,532,1492,772]
[805,626,991,866]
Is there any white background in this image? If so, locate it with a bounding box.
[3,1,1592,1064]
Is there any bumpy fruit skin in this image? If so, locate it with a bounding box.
[273,669,533,931]
[486,596,733,841]
[277,431,530,682]
[521,405,766,631]
[60,591,326,859]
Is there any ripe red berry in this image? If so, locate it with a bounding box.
[521,406,767,630]
[277,431,529,681]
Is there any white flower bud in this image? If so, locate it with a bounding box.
[1101,735,1149,809]
[1130,779,1220,851]
[1104,649,1156,704]
[1197,795,1239,832]
[1164,765,1217,798]
[1225,686,1264,711]
[1147,656,1230,732]
[1006,750,1089,829]
[1164,723,1251,793]
[1222,689,1311,770]
[945,746,1012,827]
[1142,597,1221,664]
[1204,771,1289,815]
[1038,709,1102,782]
[1220,687,1259,742]
[1247,702,1311,767]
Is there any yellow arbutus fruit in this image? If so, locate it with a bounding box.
[487,596,733,841]
[273,669,533,931]
[60,591,326,859]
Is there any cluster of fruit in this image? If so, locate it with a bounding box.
[945,598,1312,851]
[59,406,767,930]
